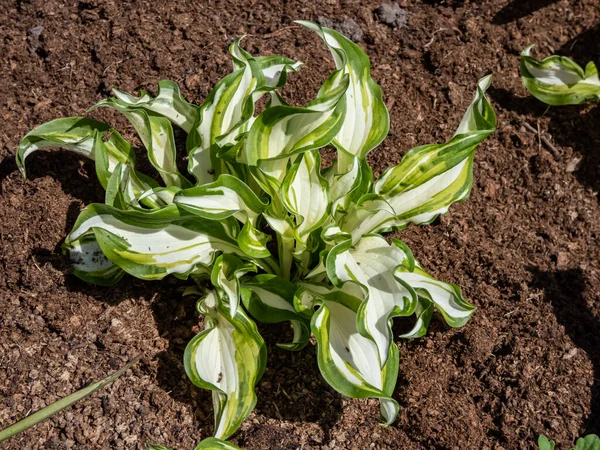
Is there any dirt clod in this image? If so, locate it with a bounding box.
[28,25,44,37]
[374,3,408,28]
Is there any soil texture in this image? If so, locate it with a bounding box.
[1,0,600,449]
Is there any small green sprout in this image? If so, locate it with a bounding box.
[539,434,600,450]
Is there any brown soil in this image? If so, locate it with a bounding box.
[1,0,600,449]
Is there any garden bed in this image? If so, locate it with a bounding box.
[1,0,599,448]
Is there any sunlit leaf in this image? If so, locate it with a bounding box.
[326,234,416,366]
[112,80,197,132]
[93,98,191,188]
[16,117,136,189]
[281,150,329,245]
[341,75,496,242]
[188,41,302,184]
[521,46,600,105]
[394,264,475,328]
[310,287,399,425]
[240,72,349,165]
[211,253,256,317]
[64,204,245,280]
[195,437,242,449]
[297,21,389,166]
[184,292,266,440]
[174,174,271,258]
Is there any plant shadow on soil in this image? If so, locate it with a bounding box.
[147,297,345,443]
[488,22,600,202]
[0,156,18,195]
[245,322,344,441]
[558,22,600,66]
[488,87,600,202]
[491,0,561,25]
[4,152,105,204]
[528,267,600,434]
[37,256,345,440]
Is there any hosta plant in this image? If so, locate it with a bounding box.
[16,21,495,448]
[521,46,600,105]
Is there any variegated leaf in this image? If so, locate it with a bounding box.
[326,154,362,210]
[67,232,125,286]
[240,71,349,165]
[17,117,106,175]
[184,291,266,440]
[188,41,301,184]
[93,98,190,188]
[104,163,167,210]
[245,94,298,198]
[263,213,295,279]
[398,295,434,339]
[16,117,136,188]
[521,46,600,105]
[104,163,135,210]
[293,280,362,318]
[240,274,310,350]
[174,174,267,221]
[64,204,244,280]
[326,234,416,366]
[327,157,374,224]
[230,41,303,90]
[311,288,399,425]
[341,75,496,242]
[281,150,329,244]
[173,175,271,258]
[112,80,197,132]
[94,129,151,193]
[195,438,242,450]
[250,157,291,199]
[321,225,351,245]
[187,45,258,184]
[298,21,389,166]
[136,186,181,209]
[394,264,475,328]
[293,281,327,319]
[211,254,256,317]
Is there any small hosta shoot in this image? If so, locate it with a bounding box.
[147,438,240,450]
[538,434,600,450]
[17,22,496,448]
[521,46,600,105]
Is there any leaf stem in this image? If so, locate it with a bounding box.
[277,234,294,280]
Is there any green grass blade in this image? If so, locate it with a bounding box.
[0,355,142,443]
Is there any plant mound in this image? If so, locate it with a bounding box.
[17,21,496,448]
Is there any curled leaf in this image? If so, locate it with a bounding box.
[184,292,266,440]
[342,75,496,242]
[310,288,399,425]
[521,46,600,105]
